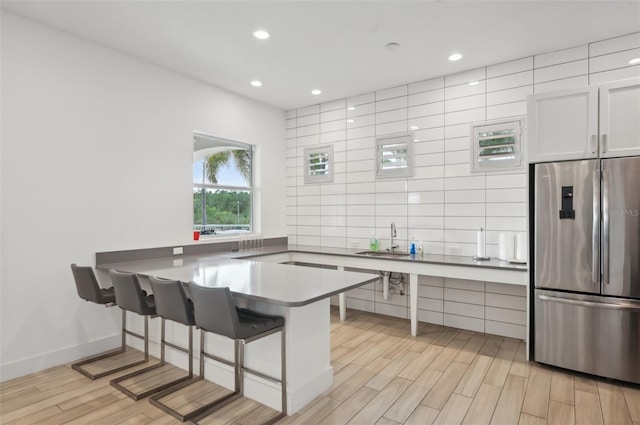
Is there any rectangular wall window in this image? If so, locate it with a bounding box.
[471,118,525,172]
[376,133,413,178]
[304,145,334,184]
[193,132,253,236]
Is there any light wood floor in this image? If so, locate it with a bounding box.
[2,308,639,425]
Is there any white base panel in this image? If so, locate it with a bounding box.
[126,298,333,414]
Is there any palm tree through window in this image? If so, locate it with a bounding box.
[193,132,253,236]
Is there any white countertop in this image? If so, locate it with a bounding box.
[97,254,380,307]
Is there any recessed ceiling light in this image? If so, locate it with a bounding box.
[347,106,355,111]
[250,80,262,87]
[347,119,355,123]
[311,89,322,95]
[385,42,400,50]
[468,81,479,86]
[410,125,419,130]
[253,29,270,40]
[448,53,463,62]
[629,57,640,65]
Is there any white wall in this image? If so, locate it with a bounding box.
[0,12,286,381]
[289,32,640,336]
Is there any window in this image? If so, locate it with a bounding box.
[471,118,525,172]
[193,132,253,236]
[304,145,333,184]
[376,133,413,178]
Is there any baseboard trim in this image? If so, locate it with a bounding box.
[0,335,120,383]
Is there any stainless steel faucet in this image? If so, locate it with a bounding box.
[390,222,399,252]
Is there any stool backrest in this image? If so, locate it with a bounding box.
[148,276,195,326]
[110,270,155,315]
[188,283,239,339]
[71,263,107,304]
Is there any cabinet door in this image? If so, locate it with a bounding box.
[599,77,640,158]
[528,86,598,163]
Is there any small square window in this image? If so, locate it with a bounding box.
[304,145,333,184]
[376,133,413,179]
[471,118,525,173]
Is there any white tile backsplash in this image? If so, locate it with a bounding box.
[445,81,486,99]
[487,71,534,92]
[285,31,638,338]
[320,108,345,123]
[534,45,588,68]
[347,102,375,117]
[409,102,445,118]
[321,99,346,112]
[487,57,533,79]
[445,67,487,87]
[486,86,533,106]
[409,89,445,107]
[296,104,320,117]
[589,66,640,84]
[445,94,486,113]
[376,85,408,101]
[534,75,590,93]
[376,108,408,124]
[347,114,373,128]
[589,48,640,73]
[376,120,408,135]
[376,96,408,112]
[589,32,640,57]
[321,120,346,133]
[534,59,588,84]
[409,77,445,94]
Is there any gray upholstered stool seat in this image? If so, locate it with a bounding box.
[70,264,147,380]
[109,270,190,401]
[147,276,225,422]
[188,283,287,425]
[236,308,285,338]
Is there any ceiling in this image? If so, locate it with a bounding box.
[2,1,640,111]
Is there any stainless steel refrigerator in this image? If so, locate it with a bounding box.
[533,156,640,385]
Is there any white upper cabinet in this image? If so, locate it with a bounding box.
[528,78,640,163]
[599,77,640,158]
[527,86,598,163]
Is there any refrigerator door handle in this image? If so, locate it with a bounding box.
[602,170,610,285]
[592,169,600,284]
[538,294,640,311]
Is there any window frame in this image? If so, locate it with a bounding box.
[376,133,413,179]
[470,117,526,173]
[303,145,334,184]
[193,131,254,236]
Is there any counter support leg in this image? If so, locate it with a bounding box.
[410,273,418,337]
[337,266,346,321]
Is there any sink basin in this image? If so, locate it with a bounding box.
[356,250,411,257]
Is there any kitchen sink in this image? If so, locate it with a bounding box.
[356,250,411,257]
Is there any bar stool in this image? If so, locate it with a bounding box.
[147,276,225,422]
[70,264,147,380]
[188,283,287,425]
[109,270,190,400]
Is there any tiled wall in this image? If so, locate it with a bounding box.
[286,31,639,255]
[286,32,640,336]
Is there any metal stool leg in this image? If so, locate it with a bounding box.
[149,325,218,422]
[260,326,287,425]
[110,317,193,400]
[71,309,147,380]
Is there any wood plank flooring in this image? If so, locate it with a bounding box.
[2,308,639,425]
